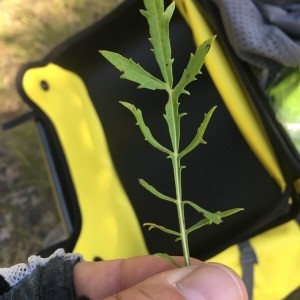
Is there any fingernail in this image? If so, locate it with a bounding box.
[176,263,245,300]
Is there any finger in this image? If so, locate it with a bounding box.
[104,262,248,300]
[73,255,200,299]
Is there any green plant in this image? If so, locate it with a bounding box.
[100,0,243,267]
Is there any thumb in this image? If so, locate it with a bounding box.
[105,262,248,300]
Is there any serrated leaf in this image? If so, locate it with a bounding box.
[139,179,176,203]
[143,222,180,237]
[100,50,166,90]
[179,106,216,158]
[184,200,222,224]
[174,36,216,96]
[141,0,175,86]
[120,101,171,154]
[154,253,182,268]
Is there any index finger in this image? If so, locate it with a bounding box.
[73,255,201,299]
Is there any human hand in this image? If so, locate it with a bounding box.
[73,255,248,300]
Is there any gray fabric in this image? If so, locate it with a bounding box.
[211,0,300,89]
[238,240,258,300]
[0,248,82,293]
[1,256,80,300]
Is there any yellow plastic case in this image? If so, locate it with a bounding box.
[15,0,300,298]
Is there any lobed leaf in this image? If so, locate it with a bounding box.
[174,36,216,97]
[141,0,175,86]
[139,179,176,203]
[100,50,166,90]
[120,101,171,154]
[179,106,216,158]
[143,222,180,237]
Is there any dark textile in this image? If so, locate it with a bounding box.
[1,257,80,300]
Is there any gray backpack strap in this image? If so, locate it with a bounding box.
[238,240,258,300]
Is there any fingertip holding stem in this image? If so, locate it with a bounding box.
[171,262,248,300]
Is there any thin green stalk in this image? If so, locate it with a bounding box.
[166,87,190,266]
[172,153,190,266]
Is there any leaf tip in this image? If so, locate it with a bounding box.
[119,101,135,111]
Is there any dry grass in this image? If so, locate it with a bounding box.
[0,0,124,116]
[0,0,124,265]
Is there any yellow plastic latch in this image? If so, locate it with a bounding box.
[22,63,148,261]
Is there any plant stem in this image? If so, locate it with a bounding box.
[172,153,191,266]
[167,88,191,267]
